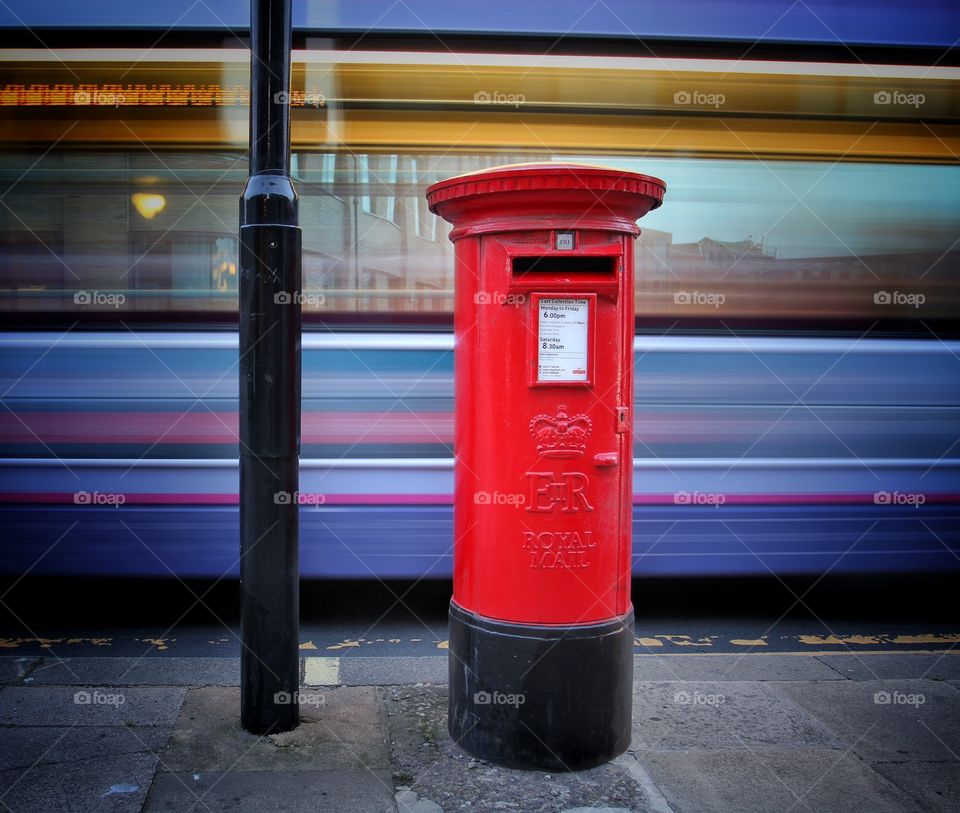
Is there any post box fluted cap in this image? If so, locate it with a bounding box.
[426,162,666,240]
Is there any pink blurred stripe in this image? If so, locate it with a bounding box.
[0,492,452,505]
[0,412,454,444]
[2,492,959,506]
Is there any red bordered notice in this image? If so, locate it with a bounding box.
[537,297,589,382]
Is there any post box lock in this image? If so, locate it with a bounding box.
[616,406,630,433]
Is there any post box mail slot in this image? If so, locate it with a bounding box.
[512,255,616,275]
[427,162,666,771]
[507,240,623,295]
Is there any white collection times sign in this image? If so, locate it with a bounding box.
[537,298,589,382]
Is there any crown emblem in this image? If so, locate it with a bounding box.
[529,405,592,458]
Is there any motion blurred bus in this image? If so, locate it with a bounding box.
[1,0,958,577]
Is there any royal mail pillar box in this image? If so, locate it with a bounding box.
[426,163,666,770]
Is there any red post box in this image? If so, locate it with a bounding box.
[427,163,666,770]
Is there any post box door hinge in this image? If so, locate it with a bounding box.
[616,407,629,433]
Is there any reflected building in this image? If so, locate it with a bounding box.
[0,149,958,325]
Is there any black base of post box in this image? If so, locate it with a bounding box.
[447,601,634,771]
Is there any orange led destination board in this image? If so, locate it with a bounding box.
[0,84,327,107]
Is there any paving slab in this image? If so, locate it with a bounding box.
[0,656,39,684]
[395,787,444,813]
[0,752,157,813]
[0,686,185,726]
[383,685,657,813]
[873,761,960,813]
[0,724,169,771]
[340,656,447,686]
[558,809,632,813]
[26,656,240,686]
[772,680,960,762]
[637,747,924,813]
[815,653,960,681]
[634,654,844,682]
[144,768,397,812]
[161,686,389,772]
[304,656,341,685]
[631,681,840,750]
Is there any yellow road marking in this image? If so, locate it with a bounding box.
[0,631,956,654]
[325,640,361,650]
[137,638,174,651]
[890,633,960,645]
[655,635,716,647]
[0,637,115,648]
[799,634,883,645]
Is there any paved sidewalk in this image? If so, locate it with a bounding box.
[0,652,958,812]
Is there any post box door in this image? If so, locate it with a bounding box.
[465,231,631,625]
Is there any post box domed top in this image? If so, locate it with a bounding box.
[426,162,666,240]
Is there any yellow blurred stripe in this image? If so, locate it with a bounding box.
[1,51,958,161]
